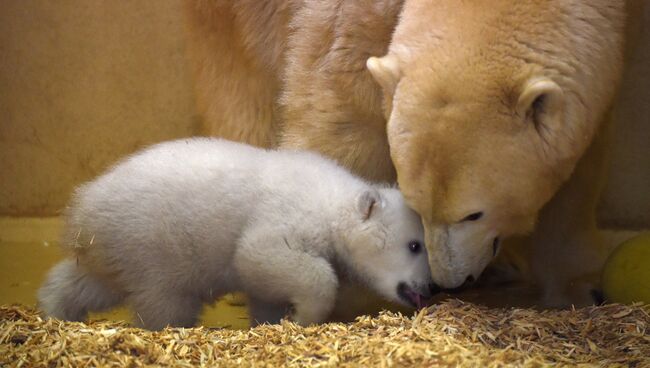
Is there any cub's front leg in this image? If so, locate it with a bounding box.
[234,229,339,326]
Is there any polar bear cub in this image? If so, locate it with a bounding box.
[38,138,434,330]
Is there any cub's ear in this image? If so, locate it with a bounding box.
[356,189,382,221]
[367,54,401,95]
[516,78,564,128]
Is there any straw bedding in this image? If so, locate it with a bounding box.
[1,300,648,367]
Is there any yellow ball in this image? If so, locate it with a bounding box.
[602,232,650,304]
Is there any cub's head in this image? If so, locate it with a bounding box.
[339,187,435,308]
[367,0,624,288]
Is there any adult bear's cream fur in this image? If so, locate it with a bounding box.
[183,1,634,306]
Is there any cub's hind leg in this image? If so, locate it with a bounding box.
[38,258,123,321]
[129,288,203,330]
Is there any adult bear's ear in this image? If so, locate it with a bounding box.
[516,77,565,131]
[357,189,382,221]
[367,54,401,95]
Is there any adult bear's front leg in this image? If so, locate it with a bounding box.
[529,119,612,308]
[278,0,401,183]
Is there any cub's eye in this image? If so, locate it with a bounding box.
[408,240,422,254]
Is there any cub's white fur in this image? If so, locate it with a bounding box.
[38,138,432,330]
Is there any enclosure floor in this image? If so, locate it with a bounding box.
[0,217,249,329]
[2,301,648,367]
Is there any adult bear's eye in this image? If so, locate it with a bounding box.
[408,240,422,254]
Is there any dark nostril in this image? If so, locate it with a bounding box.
[465,275,475,284]
[461,212,483,222]
[492,237,500,256]
[590,289,605,305]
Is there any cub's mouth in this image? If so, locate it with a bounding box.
[397,282,431,309]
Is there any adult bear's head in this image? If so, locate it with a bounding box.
[367,0,625,289]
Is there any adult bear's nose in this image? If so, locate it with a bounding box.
[443,275,475,294]
[429,282,441,295]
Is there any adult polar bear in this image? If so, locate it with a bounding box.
[184,0,633,306]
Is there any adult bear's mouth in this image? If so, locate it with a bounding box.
[397,282,430,309]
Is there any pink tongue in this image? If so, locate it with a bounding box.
[412,292,422,309]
